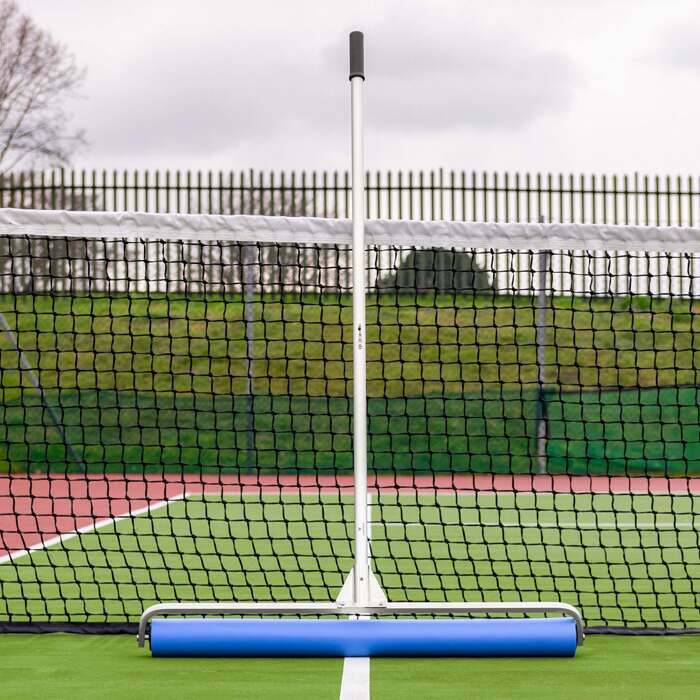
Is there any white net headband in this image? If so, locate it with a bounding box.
[1,207,699,252]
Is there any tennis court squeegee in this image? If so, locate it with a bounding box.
[138,30,584,658]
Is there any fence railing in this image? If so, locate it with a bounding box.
[2,169,700,225]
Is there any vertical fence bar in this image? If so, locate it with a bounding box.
[689,175,695,227]
[504,172,510,222]
[493,172,499,222]
[387,171,393,220]
[40,170,47,209]
[63,169,70,210]
[28,170,35,209]
[332,171,339,220]
[322,171,328,218]
[280,170,287,216]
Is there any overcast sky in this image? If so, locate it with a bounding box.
[23,0,700,175]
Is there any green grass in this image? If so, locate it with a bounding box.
[3,292,700,397]
[0,634,698,699]
[2,493,698,630]
[2,290,700,475]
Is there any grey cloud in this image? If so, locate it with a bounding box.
[26,0,700,174]
[330,9,579,131]
[79,3,578,166]
[82,28,344,160]
[656,21,700,70]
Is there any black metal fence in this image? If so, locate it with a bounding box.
[2,169,700,225]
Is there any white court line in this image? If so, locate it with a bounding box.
[339,657,370,700]
[379,519,699,531]
[339,492,373,700]
[0,491,189,565]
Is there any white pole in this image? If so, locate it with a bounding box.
[349,31,370,607]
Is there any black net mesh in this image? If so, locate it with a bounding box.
[0,231,697,632]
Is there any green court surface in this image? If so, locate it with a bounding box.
[0,633,698,699]
[2,492,698,629]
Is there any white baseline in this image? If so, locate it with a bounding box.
[0,491,188,566]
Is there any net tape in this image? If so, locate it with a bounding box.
[2,207,700,252]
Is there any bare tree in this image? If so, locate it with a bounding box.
[0,0,85,173]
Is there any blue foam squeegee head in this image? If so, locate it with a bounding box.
[150,617,578,658]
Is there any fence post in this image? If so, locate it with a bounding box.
[536,214,550,475]
[0,311,85,472]
[242,243,256,474]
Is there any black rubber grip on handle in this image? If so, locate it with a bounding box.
[349,31,364,80]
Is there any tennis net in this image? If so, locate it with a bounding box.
[0,208,697,632]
